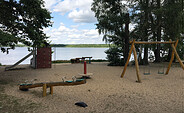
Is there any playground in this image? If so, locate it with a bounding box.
[0,62,183,113]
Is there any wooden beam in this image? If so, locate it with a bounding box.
[43,84,47,97]
[121,40,135,78]
[171,42,184,70]
[132,44,141,83]
[130,41,176,44]
[165,40,178,74]
[50,86,53,95]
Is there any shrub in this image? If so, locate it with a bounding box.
[105,47,123,66]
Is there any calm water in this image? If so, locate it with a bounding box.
[0,47,108,65]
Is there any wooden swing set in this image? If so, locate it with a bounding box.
[120,39,184,83]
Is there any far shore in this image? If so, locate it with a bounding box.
[13,44,113,48]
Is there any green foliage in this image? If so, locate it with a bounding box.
[105,47,123,66]
[91,0,130,65]
[91,0,127,45]
[92,0,184,64]
[0,0,52,53]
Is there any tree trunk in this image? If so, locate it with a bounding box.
[155,0,161,62]
[124,13,130,65]
[167,48,172,61]
[143,0,149,65]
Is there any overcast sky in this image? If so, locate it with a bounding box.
[43,0,105,44]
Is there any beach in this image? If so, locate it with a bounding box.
[0,62,183,113]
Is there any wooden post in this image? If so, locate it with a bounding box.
[50,86,53,95]
[132,44,141,83]
[165,40,178,74]
[171,42,184,70]
[43,83,47,97]
[121,40,135,78]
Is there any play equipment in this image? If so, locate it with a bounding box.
[143,66,150,75]
[19,78,86,97]
[121,39,184,83]
[5,47,52,71]
[78,61,93,79]
[36,47,52,68]
[158,66,165,74]
[5,51,35,71]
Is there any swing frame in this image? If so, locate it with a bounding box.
[120,39,184,83]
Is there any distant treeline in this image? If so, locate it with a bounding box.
[50,44,112,48]
[14,44,114,48]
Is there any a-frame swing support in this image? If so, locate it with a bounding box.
[120,39,184,83]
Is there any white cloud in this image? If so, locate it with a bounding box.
[43,0,59,10]
[68,9,96,23]
[42,0,102,44]
[44,23,104,44]
[53,0,96,23]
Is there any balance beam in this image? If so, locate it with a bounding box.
[19,79,86,97]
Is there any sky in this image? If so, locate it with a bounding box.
[42,0,104,44]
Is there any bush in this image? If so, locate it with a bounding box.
[0,63,2,66]
[105,47,123,66]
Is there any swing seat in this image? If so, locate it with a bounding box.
[158,71,164,74]
[143,72,150,75]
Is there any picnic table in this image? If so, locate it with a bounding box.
[71,57,92,64]
[82,57,92,64]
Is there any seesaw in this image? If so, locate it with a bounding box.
[19,79,86,97]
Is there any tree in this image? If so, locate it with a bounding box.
[163,0,184,61]
[92,0,183,65]
[91,0,130,65]
[0,0,52,53]
[130,0,183,63]
[129,0,151,65]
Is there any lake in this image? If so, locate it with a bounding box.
[0,47,109,65]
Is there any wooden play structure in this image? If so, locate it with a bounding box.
[5,51,35,71]
[121,39,184,83]
[5,47,52,71]
[19,79,86,97]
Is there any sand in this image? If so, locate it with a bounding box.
[0,62,184,113]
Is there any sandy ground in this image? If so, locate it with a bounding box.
[0,62,184,113]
